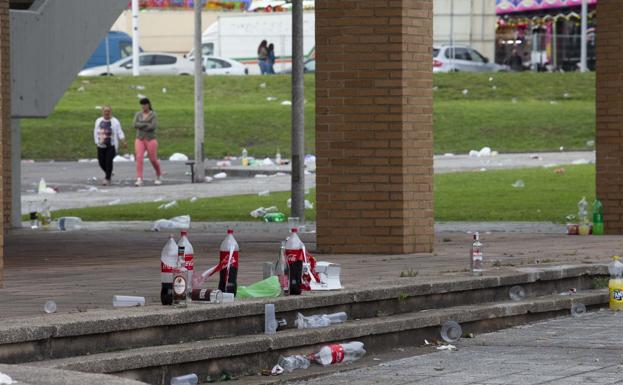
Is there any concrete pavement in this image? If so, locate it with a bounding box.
[290,311,623,385]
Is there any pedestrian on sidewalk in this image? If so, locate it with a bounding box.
[93,105,126,186]
[267,43,276,74]
[257,40,269,74]
[133,98,162,187]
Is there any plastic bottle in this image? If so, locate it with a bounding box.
[275,149,282,165]
[295,312,347,329]
[609,256,623,311]
[593,199,604,235]
[578,197,590,235]
[39,199,51,229]
[161,236,178,305]
[278,355,310,372]
[285,228,305,295]
[170,373,198,385]
[470,232,484,276]
[179,231,194,295]
[264,212,286,222]
[312,341,366,366]
[275,241,290,295]
[29,201,39,229]
[58,217,83,231]
[241,148,248,167]
[218,229,239,296]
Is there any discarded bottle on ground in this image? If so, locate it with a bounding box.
[295,312,347,329]
[593,198,604,235]
[39,199,52,228]
[285,228,305,295]
[609,256,623,311]
[264,212,286,222]
[172,244,189,307]
[178,231,194,296]
[160,236,178,305]
[440,320,462,343]
[275,241,290,295]
[218,229,239,296]
[170,373,198,385]
[278,355,310,372]
[312,341,366,366]
[113,295,145,307]
[58,217,82,231]
[470,232,484,276]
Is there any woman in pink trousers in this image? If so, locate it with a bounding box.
[133,98,162,186]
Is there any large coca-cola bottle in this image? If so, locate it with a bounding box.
[160,235,178,305]
[179,231,194,294]
[285,228,304,295]
[218,229,239,295]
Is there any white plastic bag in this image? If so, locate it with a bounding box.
[152,215,191,231]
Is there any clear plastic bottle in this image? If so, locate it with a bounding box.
[285,228,305,295]
[470,232,484,276]
[275,241,290,295]
[58,217,83,231]
[278,355,310,372]
[241,148,248,167]
[161,236,178,305]
[218,229,239,295]
[275,149,282,165]
[170,373,198,385]
[39,199,52,229]
[179,231,194,295]
[608,256,623,311]
[295,312,348,329]
[578,197,590,235]
[312,341,366,366]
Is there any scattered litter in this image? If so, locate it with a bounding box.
[190,197,198,202]
[216,160,231,167]
[136,85,146,90]
[311,342,366,366]
[0,372,15,384]
[43,300,57,314]
[94,105,102,110]
[586,140,595,146]
[424,339,431,345]
[550,100,559,105]
[78,186,99,193]
[443,153,455,157]
[563,92,571,98]
[58,217,83,231]
[469,150,479,157]
[488,77,494,82]
[153,197,164,203]
[77,86,85,92]
[296,312,347,329]
[38,178,56,194]
[559,288,577,296]
[205,176,214,183]
[237,276,282,298]
[373,358,382,361]
[258,190,270,196]
[265,303,277,335]
[560,146,564,151]
[434,366,444,371]
[158,200,178,210]
[152,215,191,231]
[440,320,462,343]
[571,303,586,317]
[554,167,566,174]
[468,147,495,158]
[571,159,590,165]
[480,168,487,172]
[169,153,189,161]
[137,93,146,99]
[162,87,167,93]
[304,170,312,175]
[277,355,310,372]
[170,373,198,385]
[273,172,287,177]
[462,89,469,95]
[509,285,526,301]
[270,365,284,375]
[266,96,277,101]
[213,172,227,179]
[113,295,145,307]
[250,206,277,218]
[262,157,275,166]
[478,147,492,157]
[108,199,121,206]
[491,85,497,90]
[512,180,525,188]
[259,82,267,88]
[255,174,269,178]
[433,86,439,91]
[81,80,90,84]
[286,198,314,209]
[281,100,292,106]
[436,344,457,351]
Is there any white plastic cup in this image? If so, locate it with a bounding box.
[170,373,198,385]
[112,295,145,307]
[265,303,277,335]
[43,300,57,314]
[440,320,462,343]
[571,303,587,317]
[509,286,526,301]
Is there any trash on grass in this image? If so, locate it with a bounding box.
[162,87,167,93]
[586,140,595,146]
[266,96,277,101]
[213,172,227,179]
[281,100,292,106]
[113,295,145,307]
[264,212,286,222]
[258,190,270,197]
[190,197,198,202]
[43,300,57,314]
[237,276,281,299]
[137,93,146,99]
[554,167,566,174]
[169,153,189,161]
[250,206,277,218]
[261,157,275,166]
[462,89,469,95]
[152,215,191,231]
[158,200,178,210]
[512,180,525,188]
[259,82,267,88]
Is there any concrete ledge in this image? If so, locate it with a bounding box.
[0,364,146,385]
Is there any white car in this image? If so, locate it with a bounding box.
[203,56,248,75]
[433,45,509,73]
[78,53,195,76]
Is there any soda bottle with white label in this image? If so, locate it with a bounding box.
[470,232,484,276]
[172,245,188,307]
[285,228,304,295]
[179,231,194,294]
[160,236,178,305]
[312,342,366,366]
[218,229,239,295]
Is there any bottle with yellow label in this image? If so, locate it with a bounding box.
[608,256,623,311]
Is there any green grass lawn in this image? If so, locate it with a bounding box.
[49,165,594,223]
[21,72,595,160]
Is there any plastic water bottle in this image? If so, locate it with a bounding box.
[278,355,310,372]
[218,229,239,295]
[470,232,484,276]
[275,241,290,295]
[609,256,623,311]
[285,228,305,295]
[593,199,604,235]
[40,199,51,228]
[265,303,277,335]
[295,312,347,329]
[161,236,178,305]
[241,148,248,167]
[170,373,198,385]
[312,341,366,366]
[179,231,194,295]
[578,197,590,235]
[275,149,282,165]
[58,217,83,231]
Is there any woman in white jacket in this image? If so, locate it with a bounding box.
[93,105,127,185]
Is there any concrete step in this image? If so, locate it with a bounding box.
[0,264,606,365]
[30,289,607,385]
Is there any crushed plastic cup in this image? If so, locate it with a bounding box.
[509,285,526,301]
[571,303,586,317]
[440,320,462,343]
[170,373,198,385]
[44,300,57,314]
[113,295,145,307]
[511,180,525,189]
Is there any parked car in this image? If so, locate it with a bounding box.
[83,31,141,69]
[203,56,248,75]
[433,45,509,73]
[78,53,195,76]
[279,58,316,74]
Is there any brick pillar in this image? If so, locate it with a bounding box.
[596,0,623,234]
[315,0,434,254]
[0,0,9,287]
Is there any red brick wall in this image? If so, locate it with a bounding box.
[0,0,9,286]
[596,0,623,234]
[315,0,434,254]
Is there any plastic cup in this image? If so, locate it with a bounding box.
[44,300,57,314]
[440,320,462,343]
[509,286,526,301]
[571,303,587,317]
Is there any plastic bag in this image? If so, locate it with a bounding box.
[152,215,190,231]
[236,276,281,299]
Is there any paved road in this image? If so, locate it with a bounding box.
[291,311,623,385]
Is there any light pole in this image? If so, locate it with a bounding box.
[580,0,588,72]
[131,0,140,76]
[194,0,205,181]
[291,0,305,221]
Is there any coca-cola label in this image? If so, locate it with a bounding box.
[286,249,305,264]
[184,253,194,271]
[173,276,187,295]
[330,344,345,364]
[161,261,174,273]
[219,250,239,268]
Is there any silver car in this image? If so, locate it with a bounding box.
[433,45,509,73]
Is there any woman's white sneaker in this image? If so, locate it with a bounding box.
[134,178,143,187]
[154,176,162,186]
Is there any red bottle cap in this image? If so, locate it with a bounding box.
[227,229,234,234]
[181,230,188,236]
[291,228,298,233]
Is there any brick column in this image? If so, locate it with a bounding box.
[596,0,623,234]
[0,0,9,287]
[315,0,434,254]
